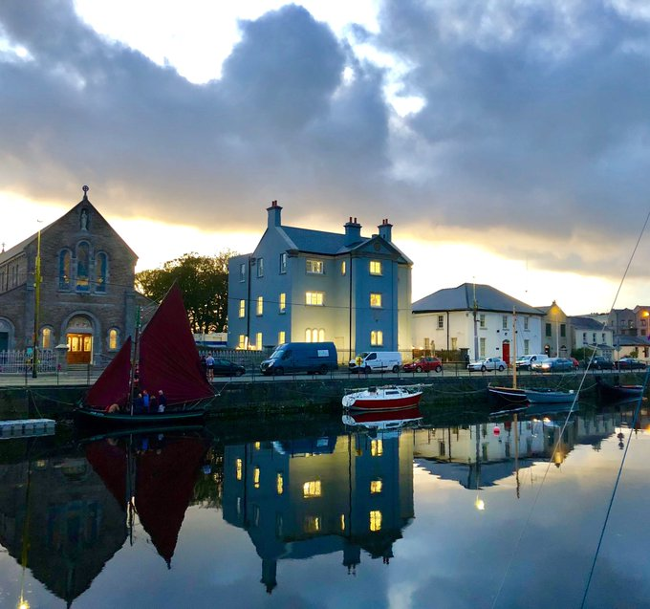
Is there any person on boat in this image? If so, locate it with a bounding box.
[134,392,145,414]
[157,389,167,413]
[142,390,151,413]
[149,393,157,412]
[105,403,121,413]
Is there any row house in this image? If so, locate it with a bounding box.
[535,301,570,357]
[227,202,412,359]
[411,283,544,364]
[567,316,615,359]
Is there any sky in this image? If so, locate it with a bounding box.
[1,0,650,315]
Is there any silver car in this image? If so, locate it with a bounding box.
[467,357,507,372]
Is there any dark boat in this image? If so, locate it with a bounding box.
[487,383,528,406]
[595,376,644,402]
[75,284,215,428]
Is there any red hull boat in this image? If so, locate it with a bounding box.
[342,385,423,411]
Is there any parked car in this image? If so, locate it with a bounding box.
[349,351,402,374]
[467,357,506,372]
[615,357,647,370]
[587,356,615,371]
[532,357,574,373]
[213,358,246,376]
[570,357,580,369]
[403,357,443,373]
[515,354,548,371]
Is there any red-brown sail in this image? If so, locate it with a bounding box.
[138,284,214,405]
[85,337,132,410]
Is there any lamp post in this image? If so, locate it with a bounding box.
[31,223,42,378]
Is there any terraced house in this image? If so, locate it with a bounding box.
[227,202,412,360]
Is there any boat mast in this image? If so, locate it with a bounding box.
[128,307,142,416]
[512,306,517,390]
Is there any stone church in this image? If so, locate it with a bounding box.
[0,187,144,365]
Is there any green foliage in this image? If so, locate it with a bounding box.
[136,251,235,333]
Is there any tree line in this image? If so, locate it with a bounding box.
[136,251,233,333]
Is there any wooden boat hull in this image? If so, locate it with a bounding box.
[74,407,206,429]
[487,384,528,405]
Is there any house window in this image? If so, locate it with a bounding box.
[306,291,324,306]
[304,516,321,533]
[279,253,287,274]
[371,330,383,346]
[306,259,324,274]
[341,261,346,275]
[276,473,284,495]
[370,293,382,308]
[253,467,260,489]
[524,339,530,355]
[279,293,286,313]
[502,316,508,330]
[370,510,382,532]
[60,248,72,289]
[257,258,264,278]
[239,300,246,318]
[451,337,457,350]
[371,439,383,456]
[239,263,246,282]
[602,333,606,342]
[109,329,119,350]
[238,335,247,349]
[592,333,597,344]
[256,332,263,349]
[340,514,346,531]
[524,317,529,331]
[438,315,444,329]
[278,331,286,344]
[546,323,552,337]
[76,242,90,292]
[560,324,566,338]
[479,314,486,328]
[41,327,52,349]
[479,337,486,358]
[369,260,382,275]
[370,480,383,494]
[256,296,263,316]
[303,481,322,498]
[306,328,325,342]
[96,252,108,293]
[236,458,243,481]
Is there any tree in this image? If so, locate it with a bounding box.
[136,251,234,333]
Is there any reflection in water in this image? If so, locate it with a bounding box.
[0,403,644,607]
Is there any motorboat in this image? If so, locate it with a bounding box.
[342,385,423,411]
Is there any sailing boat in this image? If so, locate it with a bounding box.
[74,284,215,428]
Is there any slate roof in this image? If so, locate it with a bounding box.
[412,283,542,315]
[615,334,650,346]
[568,316,611,330]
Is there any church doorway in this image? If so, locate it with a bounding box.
[66,315,94,364]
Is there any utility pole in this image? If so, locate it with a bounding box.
[31,226,42,378]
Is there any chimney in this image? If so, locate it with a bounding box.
[344,216,362,247]
[267,200,282,228]
[378,218,392,242]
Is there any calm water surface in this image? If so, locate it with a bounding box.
[1,401,649,609]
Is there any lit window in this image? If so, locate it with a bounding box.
[303,480,322,498]
[256,332,263,350]
[370,293,382,308]
[279,252,287,274]
[305,328,325,342]
[278,331,286,345]
[341,261,346,275]
[254,441,261,450]
[257,258,264,278]
[254,467,260,489]
[279,293,286,313]
[76,242,90,291]
[41,327,51,349]
[371,330,383,346]
[370,510,382,532]
[236,458,243,481]
[370,479,383,494]
[306,259,324,274]
[239,262,246,282]
[276,473,284,495]
[239,300,246,318]
[109,329,118,350]
[369,260,382,275]
[304,516,321,533]
[238,335,247,349]
[340,514,346,531]
[371,439,383,456]
[306,291,324,306]
[256,296,263,316]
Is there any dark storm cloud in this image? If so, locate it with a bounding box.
[375,0,650,271]
[0,0,391,225]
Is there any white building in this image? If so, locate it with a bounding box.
[412,283,544,363]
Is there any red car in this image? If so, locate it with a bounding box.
[403,357,443,373]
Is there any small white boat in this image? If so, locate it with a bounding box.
[342,385,423,411]
[523,388,577,404]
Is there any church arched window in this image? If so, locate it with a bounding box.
[76,242,90,292]
[59,250,71,289]
[96,252,108,293]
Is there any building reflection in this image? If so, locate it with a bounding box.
[222,426,415,592]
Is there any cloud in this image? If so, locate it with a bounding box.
[1,0,650,283]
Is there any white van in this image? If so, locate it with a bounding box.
[349,351,402,374]
[515,354,548,370]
